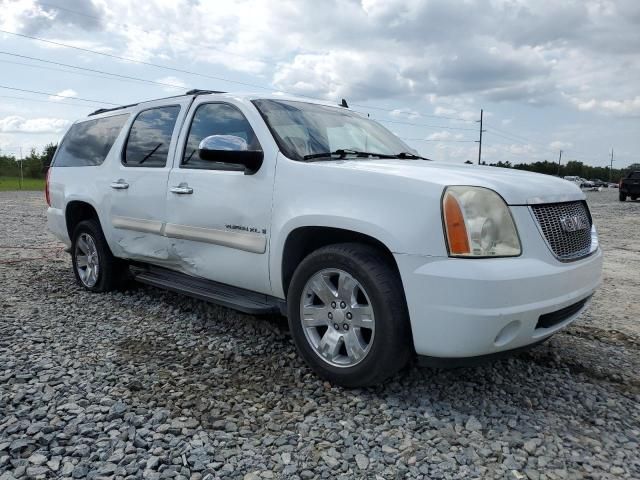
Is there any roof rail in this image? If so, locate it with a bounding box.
[88,103,138,117]
[185,89,226,95]
[87,90,226,117]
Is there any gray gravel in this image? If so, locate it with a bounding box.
[1,189,639,479]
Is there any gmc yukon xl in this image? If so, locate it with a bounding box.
[46,90,603,386]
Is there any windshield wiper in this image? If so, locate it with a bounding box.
[303,149,396,161]
[396,152,431,161]
[138,143,162,165]
[183,149,196,165]
[303,149,431,161]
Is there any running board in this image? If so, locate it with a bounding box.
[131,265,284,316]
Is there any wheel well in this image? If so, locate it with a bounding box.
[65,201,99,239]
[281,226,399,296]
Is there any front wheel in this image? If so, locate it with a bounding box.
[287,243,412,387]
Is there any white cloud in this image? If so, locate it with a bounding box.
[156,76,189,93]
[574,96,640,116]
[550,140,573,150]
[0,116,70,134]
[427,131,464,141]
[433,107,477,121]
[390,108,421,120]
[49,89,77,101]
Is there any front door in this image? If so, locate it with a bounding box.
[107,99,190,263]
[164,99,277,295]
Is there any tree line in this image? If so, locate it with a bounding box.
[0,144,637,182]
[0,144,57,178]
[469,159,639,182]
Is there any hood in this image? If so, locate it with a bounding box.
[316,159,585,205]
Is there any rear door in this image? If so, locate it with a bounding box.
[106,99,191,263]
[163,98,278,295]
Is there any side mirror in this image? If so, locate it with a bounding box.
[198,135,264,175]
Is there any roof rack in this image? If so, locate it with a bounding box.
[185,89,226,95]
[87,90,227,117]
[88,103,138,117]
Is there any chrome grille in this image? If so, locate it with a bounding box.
[531,201,592,261]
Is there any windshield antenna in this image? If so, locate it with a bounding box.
[340,98,349,108]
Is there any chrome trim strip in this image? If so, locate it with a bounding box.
[164,223,266,254]
[526,192,585,205]
[112,216,163,234]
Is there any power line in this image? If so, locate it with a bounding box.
[0,94,100,108]
[0,29,474,124]
[0,52,192,90]
[370,117,476,131]
[0,29,278,92]
[0,85,118,105]
[37,2,277,65]
[401,137,476,143]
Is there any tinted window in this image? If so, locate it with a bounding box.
[182,103,261,170]
[124,106,180,167]
[54,114,128,167]
[630,171,640,179]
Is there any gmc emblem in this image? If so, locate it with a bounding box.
[559,215,589,232]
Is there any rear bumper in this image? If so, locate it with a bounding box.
[394,248,602,359]
[46,206,71,249]
[620,185,640,195]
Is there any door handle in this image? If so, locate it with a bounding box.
[110,180,129,190]
[170,184,193,195]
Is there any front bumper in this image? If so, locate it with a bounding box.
[394,247,602,358]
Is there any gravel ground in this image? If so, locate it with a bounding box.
[0,189,639,480]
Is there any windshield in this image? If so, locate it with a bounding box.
[252,99,414,161]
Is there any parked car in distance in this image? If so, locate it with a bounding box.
[590,179,608,188]
[580,178,595,189]
[563,175,582,186]
[46,90,603,386]
[619,170,640,201]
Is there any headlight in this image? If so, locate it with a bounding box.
[442,186,521,257]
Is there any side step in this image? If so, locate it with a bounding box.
[131,265,284,316]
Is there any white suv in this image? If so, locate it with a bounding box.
[46,90,602,386]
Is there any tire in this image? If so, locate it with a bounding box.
[71,219,128,292]
[619,192,627,201]
[287,243,412,387]
[632,196,638,201]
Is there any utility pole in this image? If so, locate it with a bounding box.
[476,109,486,165]
[609,148,614,182]
[557,150,563,176]
[19,146,23,190]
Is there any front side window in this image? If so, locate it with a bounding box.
[54,114,129,167]
[182,103,261,170]
[123,106,180,167]
[252,99,413,161]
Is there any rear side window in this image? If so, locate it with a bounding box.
[181,103,261,170]
[123,106,180,167]
[53,114,128,167]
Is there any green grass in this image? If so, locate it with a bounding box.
[0,176,45,191]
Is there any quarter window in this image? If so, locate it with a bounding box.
[53,114,129,167]
[123,106,180,167]
[182,103,261,170]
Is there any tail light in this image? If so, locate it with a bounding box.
[45,167,51,206]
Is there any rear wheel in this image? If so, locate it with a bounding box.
[619,192,627,201]
[632,196,638,201]
[287,243,412,387]
[71,219,128,292]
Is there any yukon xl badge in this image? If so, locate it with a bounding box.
[559,215,589,233]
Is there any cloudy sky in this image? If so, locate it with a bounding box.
[0,0,639,167]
